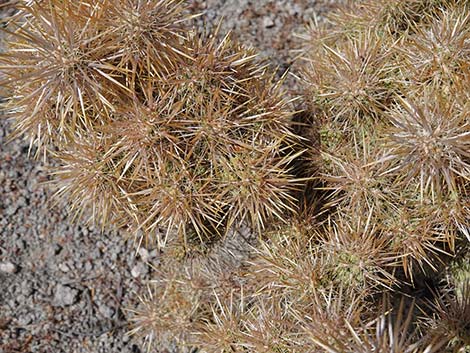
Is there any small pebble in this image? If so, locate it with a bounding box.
[53,244,62,255]
[21,282,33,296]
[98,304,115,319]
[0,261,18,274]
[131,262,148,278]
[263,17,275,28]
[84,261,93,272]
[5,204,18,216]
[18,314,33,326]
[52,284,79,307]
[58,263,70,273]
[138,247,150,262]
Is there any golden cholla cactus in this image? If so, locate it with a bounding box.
[1,0,303,246]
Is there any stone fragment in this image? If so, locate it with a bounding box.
[131,262,149,278]
[138,247,150,262]
[263,16,275,28]
[0,261,18,274]
[98,304,115,319]
[52,284,78,307]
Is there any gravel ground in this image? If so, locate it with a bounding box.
[0,118,152,352]
[0,1,339,352]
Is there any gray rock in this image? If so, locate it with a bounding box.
[149,249,159,258]
[131,262,149,278]
[0,261,18,274]
[138,247,150,262]
[16,196,27,207]
[21,282,33,296]
[52,243,62,255]
[98,303,115,319]
[263,16,275,28]
[8,299,18,309]
[84,261,93,272]
[58,263,70,273]
[5,204,18,216]
[18,314,33,326]
[52,284,79,307]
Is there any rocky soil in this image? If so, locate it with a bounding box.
[0,1,339,352]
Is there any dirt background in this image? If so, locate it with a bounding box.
[0,1,341,352]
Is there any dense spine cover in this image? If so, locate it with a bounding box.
[1,0,469,352]
[0,0,302,247]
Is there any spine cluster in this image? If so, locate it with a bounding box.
[1,0,469,352]
[0,0,301,247]
[129,1,470,352]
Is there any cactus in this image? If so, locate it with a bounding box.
[128,1,470,351]
[0,0,302,246]
[0,0,193,155]
[300,0,470,280]
[2,0,469,352]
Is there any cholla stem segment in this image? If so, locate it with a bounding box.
[1,0,303,245]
